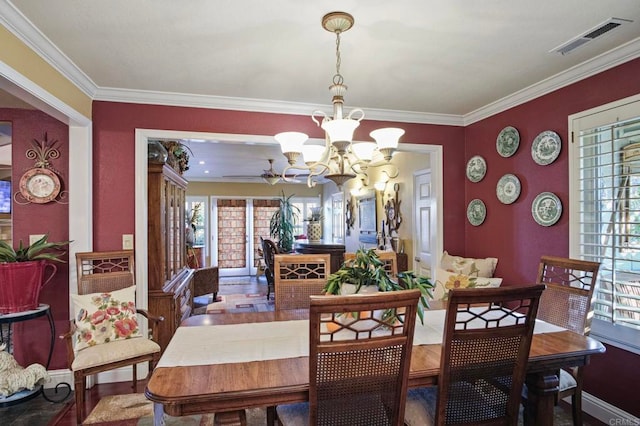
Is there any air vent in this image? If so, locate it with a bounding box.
[551,17,632,55]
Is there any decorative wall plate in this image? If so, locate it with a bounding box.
[532,130,561,165]
[466,155,487,183]
[467,199,486,226]
[18,167,61,204]
[531,192,562,226]
[496,126,520,157]
[496,173,521,204]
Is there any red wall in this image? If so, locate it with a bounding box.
[465,58,640,285]
[91,103,466,253]
[0,109,70,369]
[4,57,640,415]
[465,57,640,416]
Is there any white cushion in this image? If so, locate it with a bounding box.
[431,268,503,300]
[404,387,436,426]
[276,402,309,426]
[558,369,578,392]
[71,337,160,370]
[71,285,142,351]
[440,251,498,278]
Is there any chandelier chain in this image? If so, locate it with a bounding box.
[333,30,344,86]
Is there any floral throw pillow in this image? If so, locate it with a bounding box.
[71,285,141,352]
[432,268,503,300]
[440,251,498,278]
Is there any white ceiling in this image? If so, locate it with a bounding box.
[2,0,640,181]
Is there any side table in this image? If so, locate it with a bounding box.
[0,304,71,406]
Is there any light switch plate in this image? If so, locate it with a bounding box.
[122,234,134,250]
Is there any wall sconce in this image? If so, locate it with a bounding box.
[385,183,402,236]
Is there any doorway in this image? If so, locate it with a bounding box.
[212,198,279,277]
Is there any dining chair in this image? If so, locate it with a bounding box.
[344,250,399,278]
[276,289,421,426]
[60,250,164,424]
[527,255,600,426]
[405,284,545,426]
[273,253,331,310]
[192,265,219,303]
[261,237,279,300]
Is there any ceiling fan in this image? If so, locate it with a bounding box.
[223,159,308,185]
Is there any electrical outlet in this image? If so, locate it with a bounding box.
[29,234,46,245]
[122,234,134,250]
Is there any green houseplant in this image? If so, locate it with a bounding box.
[270,191,300,253]
[0,235,70,313]
[323,247,435,324]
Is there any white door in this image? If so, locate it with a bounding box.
[413,170,437,278]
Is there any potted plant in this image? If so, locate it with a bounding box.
[323,247,435,324]
[270,191,300,253]
[0,235,70,313]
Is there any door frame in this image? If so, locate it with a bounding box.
[134,130,443,295]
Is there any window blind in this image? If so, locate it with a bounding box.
[577,116,640,330]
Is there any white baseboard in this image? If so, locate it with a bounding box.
[566,392,640,425]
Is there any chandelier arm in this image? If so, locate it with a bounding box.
[311,110,329,127]
[346,108,365,122]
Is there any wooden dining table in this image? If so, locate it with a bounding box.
[145,308,605,426]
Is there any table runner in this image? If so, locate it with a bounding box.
[158,309,565,368]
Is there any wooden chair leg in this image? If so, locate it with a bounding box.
[267,405,277,426]
[571,392,583,426]
[75,373,85,425]
[132,364,138,390]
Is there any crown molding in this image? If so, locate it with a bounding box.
[3,0,639,128]
[0,0,98,98]
[94,87,465,127]
[463,37,640,125]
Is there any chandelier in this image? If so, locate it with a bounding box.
[275,11,403,188]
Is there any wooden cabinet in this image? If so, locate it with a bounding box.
[147,163,194,352]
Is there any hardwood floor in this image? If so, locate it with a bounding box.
[4,276,606,425]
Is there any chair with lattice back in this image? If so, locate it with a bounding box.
[273,253,331,310]
[530,255,600,426]
[276,289,421,425]
[60,250,164,424]
[344,250,399,278]
[405,285,545,426]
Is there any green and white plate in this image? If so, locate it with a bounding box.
[531,192,562,226]
[467,199,486,226]
[532,130,561,165]
[466,155,487,183]
[496,126,520,158]
[496,174,521,204]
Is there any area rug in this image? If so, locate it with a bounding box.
[83,393,267,425]
[205,293,274,314]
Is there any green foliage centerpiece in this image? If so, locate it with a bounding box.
[323,248,435,324]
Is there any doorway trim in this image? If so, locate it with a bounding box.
[135,129,443,301]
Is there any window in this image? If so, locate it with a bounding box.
[291,197,321,237]
[570,94,640,353]
[186,197,207,246]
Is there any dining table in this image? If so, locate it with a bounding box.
[145,306,605,426]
